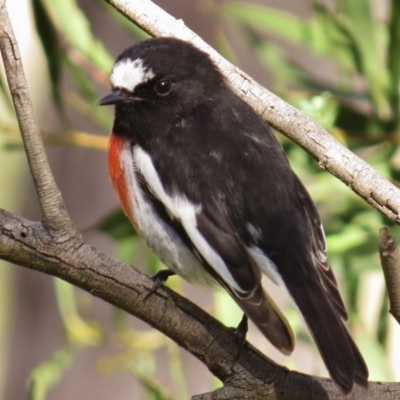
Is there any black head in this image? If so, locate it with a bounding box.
[99,38,226,141]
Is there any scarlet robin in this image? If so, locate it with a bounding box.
[99,37,368,392]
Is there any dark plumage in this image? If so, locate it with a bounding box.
[99,37,368,392]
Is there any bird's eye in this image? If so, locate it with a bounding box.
[154,79,172,96]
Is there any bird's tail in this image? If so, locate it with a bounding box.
[231,284,295,356]
[286,267,369,393]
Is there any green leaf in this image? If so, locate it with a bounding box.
[54,278,102,345]
[387,0,400,128]
[103,3,151,40]
[221,2,328,54]
[64,57,111,129]
[40,0,113,73]
[297,92,339,130]
[98,209,136,240]
[316,1,390,119]
[29,345,77,400]
[326,225,369,253]
[223,1,391,120]
[243,28,308,92]
[32,0,63,111]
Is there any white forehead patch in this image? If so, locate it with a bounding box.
[110,58,155,92]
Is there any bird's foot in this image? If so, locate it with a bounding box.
[233,314,248,360]
[144,269,176,300]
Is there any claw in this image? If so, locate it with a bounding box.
[144,269,176,300]
[233,314,248,361]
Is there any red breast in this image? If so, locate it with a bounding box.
[108,132,138,230]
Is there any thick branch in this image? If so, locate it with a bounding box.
[0,0,76,235]
[104,0,400,225]
[0,209,399,399]
[379,227,400,324]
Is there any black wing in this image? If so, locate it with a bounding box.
[196,197,294,355]
[294,176,348,319]
[137,155,295,354]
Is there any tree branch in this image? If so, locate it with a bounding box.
[379,227,400,324]
[1,208,399,399]
[1,0,400,397]
[0,0,76,235]
[104,0,400,225]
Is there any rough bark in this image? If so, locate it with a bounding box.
[1,209,399,399]
[1,0,400,398]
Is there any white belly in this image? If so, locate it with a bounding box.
[119,142,217,289]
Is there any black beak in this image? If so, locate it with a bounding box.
[98,90,127,106]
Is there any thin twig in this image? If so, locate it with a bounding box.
[104,0,400,225]
[0,0,76,235]
[379,227,400,324]
[0,126,108,150]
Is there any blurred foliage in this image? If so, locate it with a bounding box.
[1,0,400,398]
[29,344,78,400]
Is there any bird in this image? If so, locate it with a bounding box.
[98,37,368,393]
